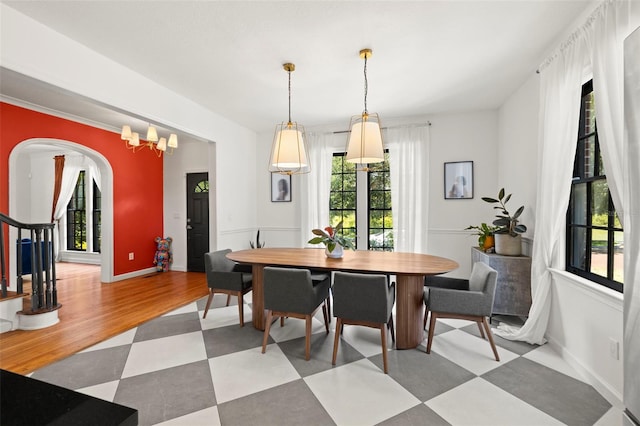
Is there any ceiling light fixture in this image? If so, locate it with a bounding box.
[269,63,310,175]
[345,48,384,168]
[120,124,178,158]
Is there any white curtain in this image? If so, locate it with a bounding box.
[623,25,640,412]
[589,0,630,227]
[496,0,635,344]
[52,155,83,260]
[300,132,334,245]
[88,159,101,191]
[386,125,430,253]
[495,26,589,345]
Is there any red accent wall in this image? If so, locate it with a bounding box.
[0,102,163,276]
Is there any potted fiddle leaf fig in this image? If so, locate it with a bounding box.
[482,188,527,256]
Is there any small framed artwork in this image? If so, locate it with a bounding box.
[444,161,474,199]
[271,173,291,202]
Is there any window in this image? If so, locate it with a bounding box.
[330,152,393,251]
[92,180,101,253]
[67,171,86,251]
[566,80,623,292]
[65,170,102,254]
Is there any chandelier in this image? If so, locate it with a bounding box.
[345,48,384,167]
[120,124,178,157]
[268,63,310,175]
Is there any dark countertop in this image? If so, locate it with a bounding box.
[0,369,137,426]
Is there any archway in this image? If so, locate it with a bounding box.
[8,139,114,283]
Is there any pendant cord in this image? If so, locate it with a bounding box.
[363,55,368,114]
[288,70,292,123]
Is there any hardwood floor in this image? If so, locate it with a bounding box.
[0,263,208,375]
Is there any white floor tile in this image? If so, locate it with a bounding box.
[337,323,393,358]
[426,377,564,426]
[305,358,420,425]
[76,380,120,402]
[164,301,198,316]
[438,318,477,329]
[121,331,207,378]
[523,343,585,383]
[267,315,327,343]
[427,329,518,375]
[80,328,137,352]
[199,305,252,330]
[154,406,221,426]
[209,344,300,404]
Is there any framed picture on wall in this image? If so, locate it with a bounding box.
[444,161,474,199]
[271,173,291,202]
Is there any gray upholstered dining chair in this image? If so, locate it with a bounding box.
[203,249,253,326]
[331,271,395,374]
[423,262,500,361]
[261,267,331,361]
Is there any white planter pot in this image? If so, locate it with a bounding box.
[494,234,522,256]
[325,244,343,258]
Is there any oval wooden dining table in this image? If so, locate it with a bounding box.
[227,248,459,349]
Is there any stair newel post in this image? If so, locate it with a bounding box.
[43,228,52,309]
[33,228,45,311]
[50,226,57,307]
[16,227,23,294]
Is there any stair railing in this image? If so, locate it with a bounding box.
[0,213,58,311]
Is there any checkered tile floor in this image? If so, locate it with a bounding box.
[31,294,620,425]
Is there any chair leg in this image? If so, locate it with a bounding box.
[262,310,273,354]
[380,324,388,374]
[332,318,342,365]
[225,294,231,306]
[280,317,285,327]
[426,311,437,354]
[202,291,214,319]
[305,315,312,361]
[237,292,244,327]
[482,317,500,362]
[322,302,329,334]
[423,306,428,330]
[477,321,486,339]
[327,289,332,323]
[388,314,395,343]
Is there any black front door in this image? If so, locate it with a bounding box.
[186,172,209,272]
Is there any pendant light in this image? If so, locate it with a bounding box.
[269,63,310,175]
[345,48,384,166]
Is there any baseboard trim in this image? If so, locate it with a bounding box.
[547,337,623,408]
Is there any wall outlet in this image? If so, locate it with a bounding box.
[128,252,134,261]
[608,338,619,360]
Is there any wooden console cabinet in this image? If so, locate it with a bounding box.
[471,247,532,317]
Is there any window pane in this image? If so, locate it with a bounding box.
[369,210,383,228]
[590,235,608,280]
[370,191,384,209]
[571,183,587,225]
[569,227,587,270]
[343,191,356,209]
[583,136,596,178]
[591,180,609,224]
[614,231,624,284]
[583,91,596,134]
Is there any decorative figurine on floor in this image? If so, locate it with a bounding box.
[153,236,173,272]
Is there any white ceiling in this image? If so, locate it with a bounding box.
[1,1,593,135]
